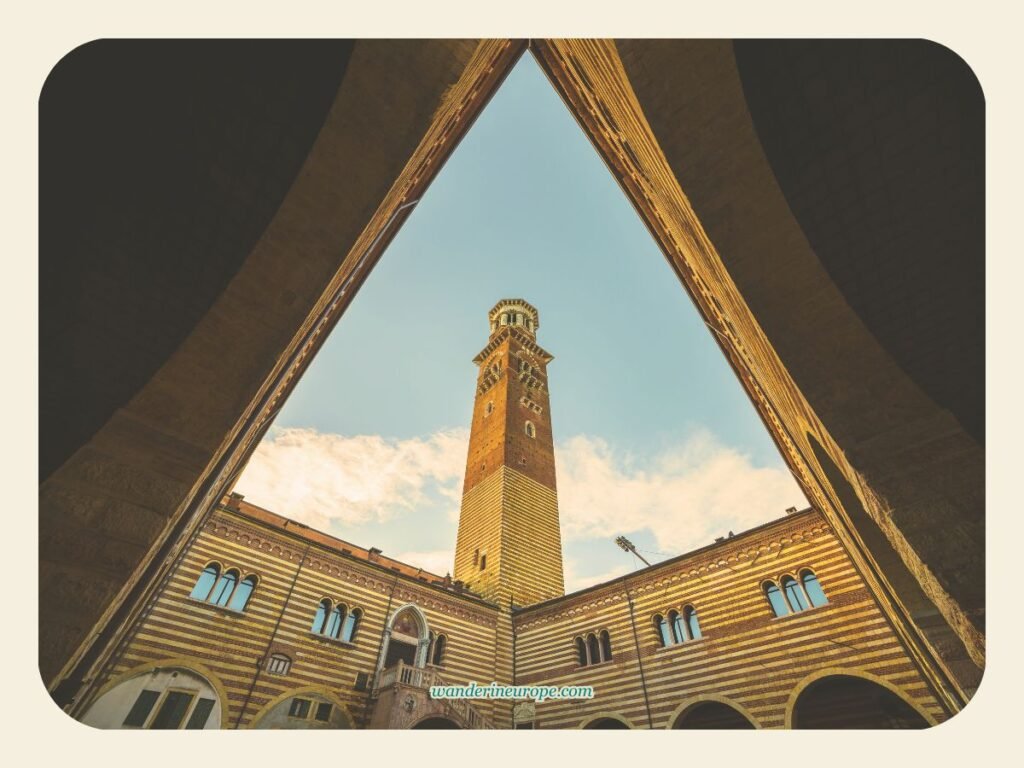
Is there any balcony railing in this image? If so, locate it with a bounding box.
[373,659,494,729]
[374,660,442,691]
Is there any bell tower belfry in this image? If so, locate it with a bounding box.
[453,299,565,606]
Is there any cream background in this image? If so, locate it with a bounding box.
[7,1,1019,764]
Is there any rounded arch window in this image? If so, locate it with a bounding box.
[210,569,239,607]
[669,609,685,643]
[341,607,362,643]
[600,630,613,661]
[575,637,587,666]
[654,614,672,647]
[189,563,220,601]
[781,575,810,612]
[325,604,346,639]
[683,605,701,640]
[763,580,789,617]
[800,569,829,607]
[525,421,536,438]
[228,574,257,611]
[311,598,331,633]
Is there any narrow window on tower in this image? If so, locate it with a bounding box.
[525,421,536,438]
[485,401,494,417]
[479,551,487,571]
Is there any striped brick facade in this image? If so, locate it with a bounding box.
[512,508,948,728]
[75,299,953,729]
[80,501,949,729]
[85,500,504,729]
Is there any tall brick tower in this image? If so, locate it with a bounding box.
[454,299,565,607]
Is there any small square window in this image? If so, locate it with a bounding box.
[185,698,216,730]
[314,702,333,722]
[288,698,312,719]
[149,690,195,729]
[123,689,160,727]
[267,653,291,676]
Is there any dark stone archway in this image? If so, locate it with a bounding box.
[673,702,755,729]
[583,717,630,729]
[412,717,461,730]
[792,675,930,729]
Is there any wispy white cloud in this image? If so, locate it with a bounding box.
[236,426,806,587]
[556,430,807,558]
[236,427,468,531]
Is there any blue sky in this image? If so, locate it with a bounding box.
[236,54,806,592]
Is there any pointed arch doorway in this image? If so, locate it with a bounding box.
[377,604,431,678]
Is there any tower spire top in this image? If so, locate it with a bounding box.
[488,298,539,337]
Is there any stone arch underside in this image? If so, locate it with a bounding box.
[43,40,983,724]
[44,39,524,708]
[789,672,932,729]
[534,39,983,709]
